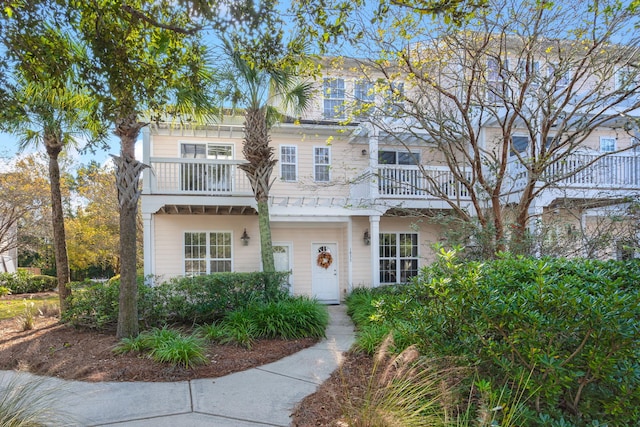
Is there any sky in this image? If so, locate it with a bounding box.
[0,132,142,172]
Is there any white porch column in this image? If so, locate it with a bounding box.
[370,215,381,287]
[347,218,353,295]
[369,127,379,199]
[141,127,151,194]
[142,212,154,285]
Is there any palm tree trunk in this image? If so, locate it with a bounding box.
[44,137,71,313]
[241,107,277,272]
[257,200,275,272]
[114,114,146,339]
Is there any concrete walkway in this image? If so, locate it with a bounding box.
[0,305,355,427]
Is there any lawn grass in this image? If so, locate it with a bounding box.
[0,293,59,320]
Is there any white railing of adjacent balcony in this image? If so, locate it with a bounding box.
[508,152,640,191]
[147,158,253,195]
[377,165,472,199]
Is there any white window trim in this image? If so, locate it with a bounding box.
[323,77,346,120]
[183,230,234,276]
[313,146,331,182]
[379,232,420,284]
[178,141,235,159]
[600,136,616,153]
[279,144,298,182]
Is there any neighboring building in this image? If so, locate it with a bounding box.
[0,220,17,273]
[141,48,640,302]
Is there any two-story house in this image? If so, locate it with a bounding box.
[141,45,640,301]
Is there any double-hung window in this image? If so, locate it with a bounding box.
[280,145,298,181]
[323,78,346,119]
[384,82,405,115]
[314,146,331,182]
[486,57,504,103]
[354,79,375,118]
[184,232,232,276]
[379,233,419,284]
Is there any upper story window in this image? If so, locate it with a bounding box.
[180,142,233,159]
[280,145,298,181]
[486,57,506,102]
[181,143,206,158]
[323,78,346,119]
[378,150,420,166]
[314,146,331,182]
[616,66,639,91]
[354,79,375,118]
[600,137,616,152]
[510,136,529,156]
[547,63,571,91]
[384,82,405,115]
[515,60,540,86]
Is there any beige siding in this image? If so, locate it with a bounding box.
[153,215,261,281]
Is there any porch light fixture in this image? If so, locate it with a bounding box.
[240,229,250,246]
[363,230,371,245]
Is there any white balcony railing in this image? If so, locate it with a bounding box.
[509,152,640,191]
[147,158,253,196]
[377,165,471,199]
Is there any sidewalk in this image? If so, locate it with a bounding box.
[0,305,355,426]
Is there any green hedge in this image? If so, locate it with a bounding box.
[0,271,57,294]
[63,271,291,329]
[348,250,640,426]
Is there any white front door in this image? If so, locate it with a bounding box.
[311,243,339,303]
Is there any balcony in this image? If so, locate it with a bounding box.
[146,158,253,196]
[377,165,471,199]
[509,152,640,192]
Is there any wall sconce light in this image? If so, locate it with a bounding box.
[240,229,250,246]
[363,230,371,245]
[361,149,367,156]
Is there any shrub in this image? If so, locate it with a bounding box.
[114,327,208,368]
[164,271,291,324]
[63,280,120,329]
[0,286,10,297]
[0,271,57,294]
[245,297,328,340]
[199,297,328,348]
[349,250,640,426]
[64,272,292,330]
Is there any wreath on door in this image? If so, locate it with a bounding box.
[316,249,333,269]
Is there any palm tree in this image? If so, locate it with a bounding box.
[225,40,314,272]
[4,78,104,312]
[1,15,105,313]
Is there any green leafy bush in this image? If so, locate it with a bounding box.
[0,286,10,297]
[0,271,57,294]
[63,279,121,329]
[163,271,291,324]
[64,272,292,330]
[348,250,640,426]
